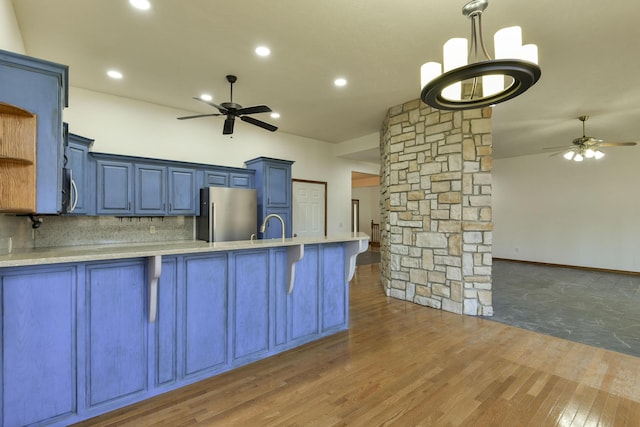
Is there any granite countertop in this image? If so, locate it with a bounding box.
[0,233,370,268]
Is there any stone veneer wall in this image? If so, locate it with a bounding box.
[380,99,493,316]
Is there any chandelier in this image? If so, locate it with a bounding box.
[420,0,541,110]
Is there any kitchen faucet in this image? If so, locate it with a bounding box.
[260,213,285,239]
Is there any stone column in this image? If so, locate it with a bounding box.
[380,100,493,316]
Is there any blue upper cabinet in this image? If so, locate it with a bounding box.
[135,163,167,215]
[66,133,94,215]
[96,159,134,215]
[245,157,294,239]
[0,49,68,214]
[168,167,196,214]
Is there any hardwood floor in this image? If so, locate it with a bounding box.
[75,263,640,426]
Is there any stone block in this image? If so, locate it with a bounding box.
[415,285,432,297]
[438,221,461,233]
[470,118,491,134]
[431,181,451,193]
[481,156,492,172]
[410,268,427,284]
[463,299,479,316]
[425,122,453,136]
[448,155,462,172]
[478,290,492,306]
[407,191,424,201]
[462,221,493,231]
[428,270,446,283]
[442,299,463,314]
[462,139,476,161]
[431,171,459,182]
[463,231,483,243]
[416,232,448,248]
[403,99,421,111]
[432,283,450,298]
[469,195,491,207]
[389,288,406,300]
[422,250,434,270]
[439,143,462,154]
[416,296,442,309]
[450,281,463,302]
[448,234,461,256]
[446,266,462,281]
[463,161,480,173]
[438,192,461,204]
[431,209,450,220]
[389,113,409,125]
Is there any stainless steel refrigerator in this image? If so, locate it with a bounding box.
[197,187,257,242]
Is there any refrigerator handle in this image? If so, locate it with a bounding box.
[209,202,215,242]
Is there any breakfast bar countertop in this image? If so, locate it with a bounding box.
[0,232,370,268]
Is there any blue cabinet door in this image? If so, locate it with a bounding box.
[67,134,93,214]
[289,245,320,342]
[229,172,252,188]
[168,167,196,215]
[96,160,133,215]
[204,170,229,187]
[232,251,270,362]
[321,244,348,332]
[84,260,147,408]
[265,163,290,207]
[182,254,228,377]
[135,164,166,215]
[155,257,178,387]
[1,265,77,427]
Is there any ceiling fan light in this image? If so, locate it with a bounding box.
[584,148,596,158]
[521,44,539,64]
[594,150,605,159]
[563,151,575,160]
[573,153,584,162]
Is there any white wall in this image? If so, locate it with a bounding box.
[351,186,380,237]
[64,87,377,235]
[493,149,640,272]
[0,0,25,53]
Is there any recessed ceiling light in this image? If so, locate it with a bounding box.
[255,46,271,57]
[270,112,280,119]
[334,78,347,87]
[200,94,213,101]
[107,70,123,79]
[129,0,151,10]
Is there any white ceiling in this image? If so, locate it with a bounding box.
[11,0,640,160]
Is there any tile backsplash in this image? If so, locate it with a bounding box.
[0,214,195,253]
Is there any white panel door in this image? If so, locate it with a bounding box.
[292,181,325,237]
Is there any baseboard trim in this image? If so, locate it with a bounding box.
[492,258,640,276]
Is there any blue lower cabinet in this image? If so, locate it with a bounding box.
[232,251,270,362]
[1,265,77,427]
[182,254,229,377]
[155,257,178,387]
[290,245,320,342]
[84,260,148,408]
[322,244,348,332]
[0,243,352,426]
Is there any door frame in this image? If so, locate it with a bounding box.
[292,179,328,236]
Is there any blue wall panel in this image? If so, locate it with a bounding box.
[290,245,319,341]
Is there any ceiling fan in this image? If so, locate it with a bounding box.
[548,115,637,161]
[177,75,278,135]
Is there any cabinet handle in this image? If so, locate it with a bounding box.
[70,179,78,212]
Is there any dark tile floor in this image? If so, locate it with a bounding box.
[486,259,640,358]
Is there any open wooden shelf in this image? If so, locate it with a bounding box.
[0,101,37,213]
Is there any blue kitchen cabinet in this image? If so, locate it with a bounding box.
[321,244,348,332]
[181,253,229,378]
[245,157,294,239]
[154,257,179,387]
[231,251,270,363]
[0,49,68,214]
[202,169,229,187]
[229,172,252,188]
[135,163,166,215]
[96,159,134,215]
[66,133,94,215]
[168,167,196,214]
[289,245,320,342]
[83,259,148,409]
[0,265,77,427]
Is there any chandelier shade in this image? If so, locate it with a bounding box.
[420,0,541,110]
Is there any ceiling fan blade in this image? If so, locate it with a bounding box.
[237,105,272,115]
[543,146,573,150]
[192,97,228,114]
[177,113,222,120]
[240,115,278,132]
[598,141,638,147]
[223,117,235,135]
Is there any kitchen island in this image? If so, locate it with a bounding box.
[0,233,368,427]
